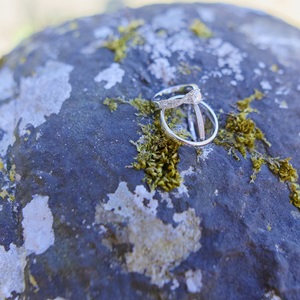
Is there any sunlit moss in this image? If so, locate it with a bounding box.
[104,19,144,62]
[290,183,300,208]
[270,64,279,72]
[103,97,126,112]
[0,56,6,69]
[190,19,213,39]
[215,89,300,208]
[103,96,184,191]
[129,96,158,116]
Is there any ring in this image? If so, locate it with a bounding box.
[153,84,218,147]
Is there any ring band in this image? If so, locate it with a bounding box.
[153,84,218,147]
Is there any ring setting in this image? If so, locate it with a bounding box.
[153,84,218,147]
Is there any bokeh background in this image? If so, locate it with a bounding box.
[1,0,300,56]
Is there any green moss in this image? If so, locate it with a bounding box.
[104,19,144,62]
[267,157,298,182]
[270,64,279,72]
[0,55,7,69]
[0,160,16,201]
[215,113,270,160]
[290,183,300,208]
[129,96,158,116]
[103,95,183,191]
[236,89,264,113]
[103,97,126,111]
[190,19,213,39]
[131,115,182,191]
[215,89,300,208]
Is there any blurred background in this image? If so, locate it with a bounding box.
[1,0,300,56]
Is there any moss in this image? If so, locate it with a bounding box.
[0,189,9,199]
[290,183,300,208]
[215,90,300,208]
[129,96,158,116]
[270,64,279,72]
[104,19,144,62]
[267,157,298,182]
[236,89,264,113]
[0,56,6,69]
[215,113,270,160]
[250,155,266,182]
[0,159,16,201]
[9,164,16,182]
[103,97,126,112]
[103,95,183,191]
[129,98,184,191]
[131,116,182,191]
[190,19,213,39]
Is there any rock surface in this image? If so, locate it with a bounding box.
[1,3,300,300]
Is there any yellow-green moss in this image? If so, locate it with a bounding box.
[290,183,300,208]
[131,116,182,191]
[0,159,17,201]
[0,56,6,68]
[129,96,158,116]
[103,96,183,191]
[103,97,127,112]
[190,19,213,39]
[270,64,279,72]
[215,90,300,208]
[104,19,144,62]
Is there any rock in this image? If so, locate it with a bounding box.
[0,3,300,300]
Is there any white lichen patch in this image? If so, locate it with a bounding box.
[22,195,55,255]
[185,269,203,293]
[94,63,125,89]
[274,99,288,109]
[197,7,215,23]
[81,26,113,55]
[260,80,272,90]
[0,243,27,299]
[0,60,73,155]
[0,67,16,101]
[264,290,282,300]
[148,58,176,84]
[174,167,196,199]
[152,8,185,32]
[240,20,300,66]
[208,38,245,81]
[95,182,201,288]
[198,144,215,162]
[291,210,300,220]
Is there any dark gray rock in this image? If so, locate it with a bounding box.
[0,3,300,300]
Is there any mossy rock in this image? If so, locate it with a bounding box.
[1,3,300,300]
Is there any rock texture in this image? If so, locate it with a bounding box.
[0,3,300,300]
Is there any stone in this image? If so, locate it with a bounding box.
[0,3,300,300]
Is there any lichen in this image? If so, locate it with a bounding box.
[104,19,144,62]
[190,19,213,39]
[215,90,300,208]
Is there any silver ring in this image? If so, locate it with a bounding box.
[153,84,218,147]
